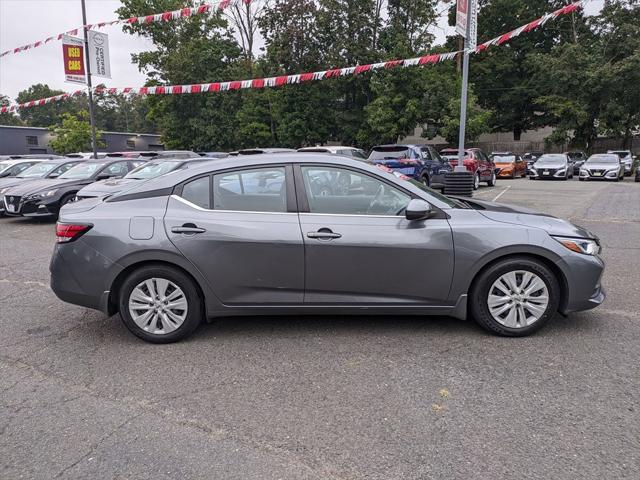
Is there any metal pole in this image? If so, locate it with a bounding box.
[80,0,98,159]
[456,1,472,171]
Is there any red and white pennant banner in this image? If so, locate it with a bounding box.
[1,1,584,114]
[0,0,252,59]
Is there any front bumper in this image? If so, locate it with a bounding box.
[3,195,58,217]
[560,252,606,314]
[496,167,515,178]
[529,168,568,179]
[579,169,620,180]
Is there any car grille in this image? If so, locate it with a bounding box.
[539,168,557,176]
[588,169,606,176]
[3,195,21,213]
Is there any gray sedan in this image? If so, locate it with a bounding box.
[50,154,605,343]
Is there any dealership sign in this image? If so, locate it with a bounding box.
[61,35,85,84]
[456,0,478,49]
[87,30,111,79]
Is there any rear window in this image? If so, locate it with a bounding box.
[368,147,412,161]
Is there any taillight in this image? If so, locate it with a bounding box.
[55,223,92,243]
[398,158,419,165]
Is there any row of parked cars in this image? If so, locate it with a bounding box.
[2,145,637,221]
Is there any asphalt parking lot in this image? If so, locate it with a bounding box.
[1,177,639,480]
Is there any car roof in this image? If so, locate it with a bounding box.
[298,146,361,153]
[0,158,47,165]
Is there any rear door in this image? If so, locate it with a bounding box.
[296,164,454,305]
[164,165,305,305]
[368,146,420,174]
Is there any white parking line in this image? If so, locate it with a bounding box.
[492,185,511,202]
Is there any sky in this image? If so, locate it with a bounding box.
[0,0,605,102]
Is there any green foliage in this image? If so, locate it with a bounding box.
[49,112,103,155]
[16,84,85,127]
[0,95,23,126]
[440,87,492,144]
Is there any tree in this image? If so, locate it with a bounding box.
[439,86,492,144]
[0,95,23,126]
[49,112,103,154]
[458,0,589,140]
[16,84,85,127]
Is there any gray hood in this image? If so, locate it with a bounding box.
[454,197,598,240]
[582,162,620,170]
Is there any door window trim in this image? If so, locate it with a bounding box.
[174,164,298,214]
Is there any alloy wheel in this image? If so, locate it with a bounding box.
[487,270,549,328]
[128,278,188,335]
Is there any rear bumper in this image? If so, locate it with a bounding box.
[50,241,118,314]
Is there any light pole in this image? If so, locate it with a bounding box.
[80,0,98,159]
[456,0,474,171]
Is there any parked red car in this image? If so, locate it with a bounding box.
[440,148,497,189]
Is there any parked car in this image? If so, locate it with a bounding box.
[490,152,527,178]
[197,152,229,159]
[607,150,634,176]
[66,152,109,159]
[50,153,605,343]
[565,151,588,175]
[368,144,452,190]
[76,157,214,200]
[135,150,199,160]
[0,158,49,178]
[0,159,85,214]
[3,158,142,218]
[298,146,367,159]
[579,154,625,182]
[439,148,496,189]
[523,151,544,174]
[529,154,573,180]
[232,148,297,156]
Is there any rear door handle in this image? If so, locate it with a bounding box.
[171,224,206,235]
[307,229,342,240]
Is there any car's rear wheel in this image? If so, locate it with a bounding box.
[421,174,431,188]
[470,258,560,337]
[118,265,203,343]
[473,172,480,190]
[487,171,497,186]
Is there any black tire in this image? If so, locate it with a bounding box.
[118,264,203,343]
[487,171,497,187]
[469,257,560,337]
[578,177,585,182]
[421,174,431,188]
[473,172,480,190]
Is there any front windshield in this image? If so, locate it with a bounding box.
[407,178,467,209]
[125,161,181,179]
[587,154,619,164]
[492,155,516,163]
[536,154,566,165]
[59,163,104,179]
[17,162,57,178]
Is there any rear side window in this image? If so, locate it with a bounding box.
[368,147,413,161]
[182,176,211,209]
[213,167,287,213]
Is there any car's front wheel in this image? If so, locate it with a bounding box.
[118,265,203,343]
[470,257,560,336]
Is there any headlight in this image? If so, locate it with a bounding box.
[0,187,9,194]
[31,189,58,199]
[553,236,600,255]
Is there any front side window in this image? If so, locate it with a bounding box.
[213,167,287,213]
[301,166,411,216]
[59,163,104,179]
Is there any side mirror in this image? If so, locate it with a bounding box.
[48,172,60,178]
[405,199,433,221]
[96,173,111,181]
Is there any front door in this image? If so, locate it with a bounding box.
[164,165,305,305]
[296,164,454,305]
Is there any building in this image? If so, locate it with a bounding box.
[0,125,164,155]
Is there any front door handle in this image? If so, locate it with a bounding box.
[307,228,342,240]
[171,223,206,235]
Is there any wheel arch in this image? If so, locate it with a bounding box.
[106,257,212,317]
[466,252,569,315]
